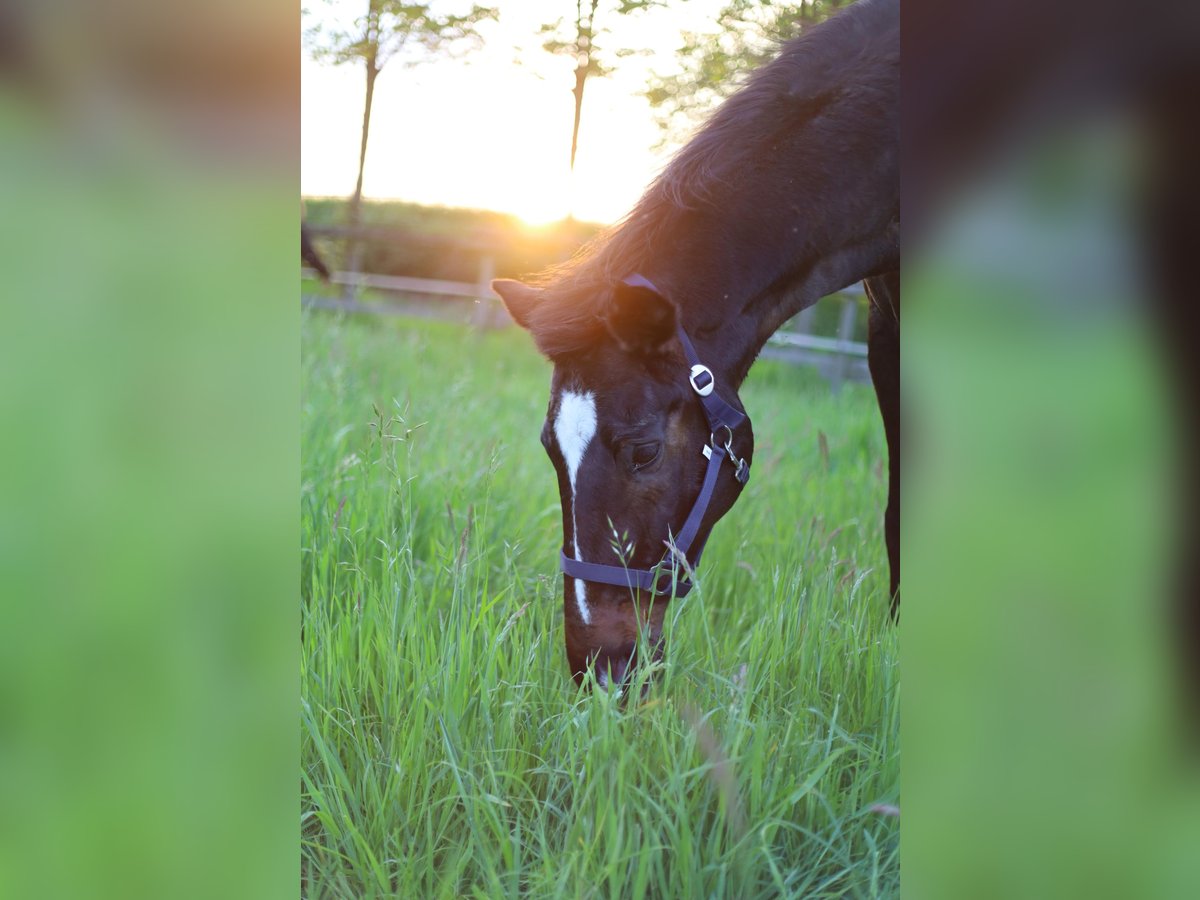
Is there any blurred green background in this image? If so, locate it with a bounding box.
[0,8,297,893]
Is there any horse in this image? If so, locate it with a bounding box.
[301,222,332,282]
[492,0,899,688]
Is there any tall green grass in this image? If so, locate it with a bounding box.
[301,311,898,898]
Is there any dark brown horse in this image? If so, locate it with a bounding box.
[493,0,898,688]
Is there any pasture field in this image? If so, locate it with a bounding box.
[301,310,899,899]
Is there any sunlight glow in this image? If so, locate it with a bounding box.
[302,1,724,224]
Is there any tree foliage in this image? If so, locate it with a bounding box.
[646,0,855,145]
[536,1,670,172]
[306,1,497,76]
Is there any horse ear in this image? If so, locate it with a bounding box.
[491,279,542,331]
[604,280,677,354]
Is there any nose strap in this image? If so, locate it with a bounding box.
[558,274,751,599]
[560,549,694,597]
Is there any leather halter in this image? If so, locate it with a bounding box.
[559,274,751,599]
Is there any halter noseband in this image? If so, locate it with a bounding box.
[559,274,751,599]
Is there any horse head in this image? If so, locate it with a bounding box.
[494,276,754,690]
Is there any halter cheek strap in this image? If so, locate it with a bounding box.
[558,274,751,599]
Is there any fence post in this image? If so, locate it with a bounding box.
[471,254,497,329]
[793,304,817,336]
[341,226,363,305]
[831,292,859,393]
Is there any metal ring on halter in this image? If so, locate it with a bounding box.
[653,567,678,595]
[646,556,677,594]
[711,425,733,449]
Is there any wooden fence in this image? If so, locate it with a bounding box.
[300,223,870,387]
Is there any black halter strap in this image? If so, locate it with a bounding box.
[559,274,751,598]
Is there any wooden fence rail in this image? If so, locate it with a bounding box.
[302,266,871,388]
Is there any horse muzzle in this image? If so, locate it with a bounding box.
[574,633,665,693]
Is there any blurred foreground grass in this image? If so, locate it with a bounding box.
[0,80,297,897]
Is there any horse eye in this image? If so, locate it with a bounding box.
[630,441,662,470]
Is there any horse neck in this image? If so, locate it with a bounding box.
[646,215,898,388]
[622,1,898,386]
[604,2,898,385]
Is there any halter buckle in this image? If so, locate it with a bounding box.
[722,430,750,485]
[732,456,750,484]
[689,364,715,397]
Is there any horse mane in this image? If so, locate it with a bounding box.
[523,0,895,359]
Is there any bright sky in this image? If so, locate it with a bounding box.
[301,1,725,225]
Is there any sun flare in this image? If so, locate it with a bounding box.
[497,170,572,227]
[301,4,680,226]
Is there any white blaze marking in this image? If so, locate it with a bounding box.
[554,389,597,625]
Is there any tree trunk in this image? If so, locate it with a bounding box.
[344,59,377,301]
[567,0,599,220]
[570,65,586,173]
[568,64,587,221]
